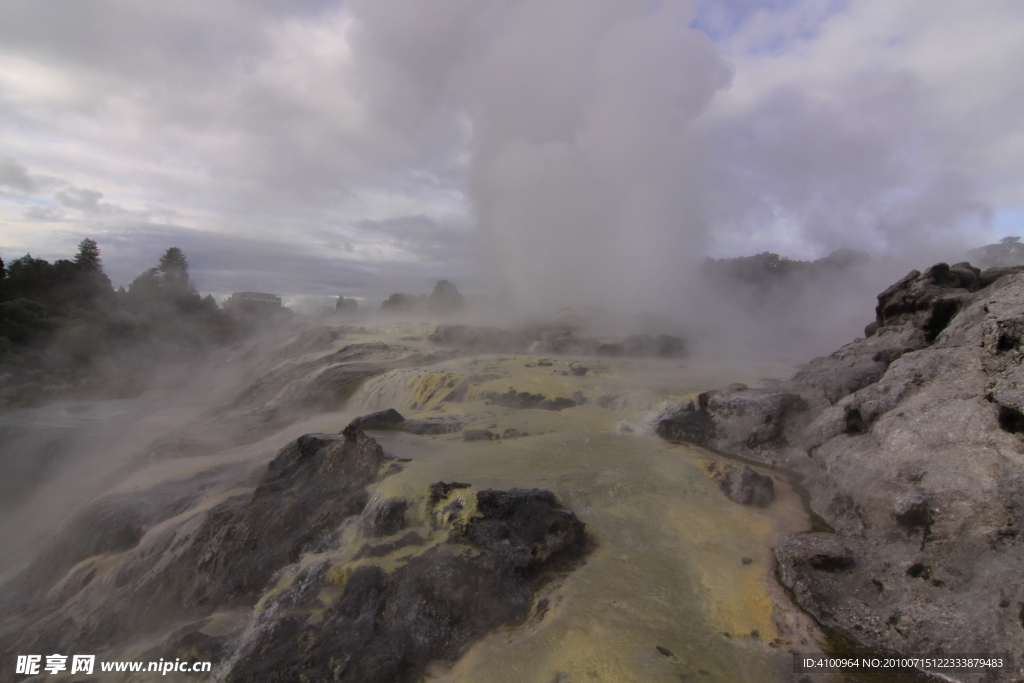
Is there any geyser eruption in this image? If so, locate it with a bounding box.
[348,0,731,315]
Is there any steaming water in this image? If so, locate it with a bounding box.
[0,327,826,682]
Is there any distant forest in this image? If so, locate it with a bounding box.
[0,240,236,406]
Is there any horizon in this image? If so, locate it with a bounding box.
[1,0,1022,316]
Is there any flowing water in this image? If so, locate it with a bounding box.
[0,325,828,682]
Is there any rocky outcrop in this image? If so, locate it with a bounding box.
[596,334,687,358]
[480,389,578,411]
[429,324,688,358]
[226,488,584,683]
[657,264,1024,670]
[349,408,464,435]
[720,465,775,507]
[378,280,465,316]
[0,425,587,683]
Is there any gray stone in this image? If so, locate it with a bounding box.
[658,264,1024,663]
[720,466,774,507]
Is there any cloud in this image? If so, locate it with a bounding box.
[54,187,104,211]
[1,0,1023,329]
[701,0,1024,259]
[87,223,377,299]
[0,157,35,192]
[24,205,66,222]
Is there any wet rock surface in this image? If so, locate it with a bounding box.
[350,408,464,435]
[0,423,587,683]
[657,264,1024,670]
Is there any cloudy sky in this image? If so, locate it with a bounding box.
[1,0,1022,310]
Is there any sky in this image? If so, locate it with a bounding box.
[1,0,1022,311]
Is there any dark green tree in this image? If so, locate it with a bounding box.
[74,238,103,272]
[158,247,191,290]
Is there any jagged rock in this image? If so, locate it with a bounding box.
[0,427,387,658]
[457,488,587,571]
[656,407,715,447]
[226,486,585,683]
[657,388,804,460]
[720,466,774,507]
[0,427,588,683]
[365,498,409,537]
[657,264,1024,663]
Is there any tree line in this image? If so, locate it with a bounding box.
[0,239,236,406]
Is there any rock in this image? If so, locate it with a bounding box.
[365,498,408,537]
[597,334,688,358]
[479,389,577,411]
[457,488,587,571]
[350,408,406,430]
[720,466,774,507]
[657,388,804,460]
[428,279,465,314]
[464,429,498,442]
[774,534,864,627]
[656,409,715,448]
[0,427,387,658]
[656,264,1024,662]
[380,292,421,313]
[0,428,589,683]
[226,486,585,683]
[776,533,855,575]
[336,296,358,313]
[398,419,464,435]
[427,481,470,507]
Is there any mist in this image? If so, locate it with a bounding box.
[2,0,1023,354]
[334,0,1022,356]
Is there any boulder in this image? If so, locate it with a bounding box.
[720,466,774,507]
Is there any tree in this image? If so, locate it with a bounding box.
[158,247,190,290]
[127,267,163,300]
[74,238,103,272]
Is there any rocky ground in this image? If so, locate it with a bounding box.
[658,262,1024,682]
[0,423,587,683]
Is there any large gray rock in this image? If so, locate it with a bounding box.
[658,264,1024,670]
